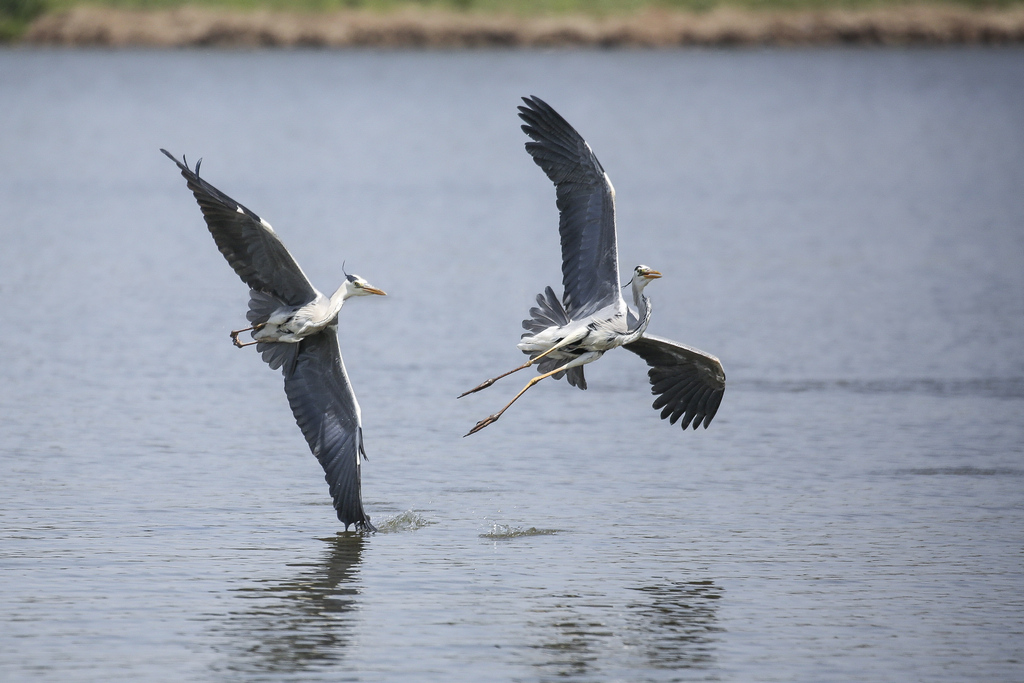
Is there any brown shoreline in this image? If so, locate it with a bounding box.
[22,5,1024,47]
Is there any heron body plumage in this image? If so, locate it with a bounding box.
[250,277,378,344]
[516,269,656,384]
[461,96,726,436]
[162,149,385,531]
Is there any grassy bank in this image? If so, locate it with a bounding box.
[34,0,1024,11]
[6,0,1024,44]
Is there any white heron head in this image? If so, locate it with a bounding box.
[630,265,662,288]
[344,272,387,297]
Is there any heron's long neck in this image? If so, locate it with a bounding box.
[624,281,653,344]
[327,280,358,315]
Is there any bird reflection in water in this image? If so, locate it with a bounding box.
[211,534,364,676]
[626,579,723,671]
[529,579,722,678]
[529,594,610,679]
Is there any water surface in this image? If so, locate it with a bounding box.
[1,48,1022,682]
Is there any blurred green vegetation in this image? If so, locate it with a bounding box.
[0,0,46,39]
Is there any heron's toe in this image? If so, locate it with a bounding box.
[464,414,499,437]
[458,378,495,399]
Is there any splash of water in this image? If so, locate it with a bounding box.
[374,510,434,533]
[480,524,560,539]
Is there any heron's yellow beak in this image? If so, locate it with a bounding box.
[364,286,387,296]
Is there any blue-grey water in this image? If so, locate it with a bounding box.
[1,47,1023,682]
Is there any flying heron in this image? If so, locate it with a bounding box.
[162,149,385,532]
[459,96,725,436]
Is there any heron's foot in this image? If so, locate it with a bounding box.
[230,331,259,348]
[457,378,496,398]
[230,323,264,348]
[464,414,500,437]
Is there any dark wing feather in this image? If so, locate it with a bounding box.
[518,97,621,319]
[162,149,316,307]
[623,334,726,430]
[283,329,374,531]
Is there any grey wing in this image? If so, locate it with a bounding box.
[518,96,621,319]
[162,149,316,307]
[623,334,726,430]
[283,328,374,531]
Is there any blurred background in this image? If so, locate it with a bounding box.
[6,0,1024,46]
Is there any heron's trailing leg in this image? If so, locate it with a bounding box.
[230,323,266,348]
[458,339,575,398]
[458,360,532,398]
[464,363,571,437]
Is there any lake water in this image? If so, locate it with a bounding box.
[1,47,1022,682]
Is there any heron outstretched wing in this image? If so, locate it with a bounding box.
[518,96,620,320]
[624,334,726,430]
[162,149,316,307]
[283,328,373,531]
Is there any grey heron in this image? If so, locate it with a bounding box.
[162,149,385,532]
[460,96,725,436]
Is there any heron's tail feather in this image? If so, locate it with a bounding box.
[536,357,587,390]
[522,286,570,336]
[566,366,586,389]
[256,341,300,376]
[246,289,283,325]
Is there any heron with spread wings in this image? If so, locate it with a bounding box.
[460,97,725,436]
[162,149,385,532]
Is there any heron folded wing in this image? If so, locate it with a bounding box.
[517,97,621,320]
[161,149,317,307]
[623,334,726,430]
[283,329,374,531]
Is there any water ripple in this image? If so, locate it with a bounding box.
[735,378,1024,398]
[894,466,1024,477]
